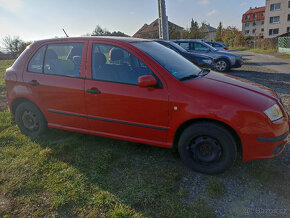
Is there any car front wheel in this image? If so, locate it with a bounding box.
[178,122,237,174]
[15,102,47,137]
[215,59,230,72]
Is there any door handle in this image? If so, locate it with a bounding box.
[86,89,101,94]
[28,81,40,86]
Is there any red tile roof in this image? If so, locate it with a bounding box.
[242,6,265,23]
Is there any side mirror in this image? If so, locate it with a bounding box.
[138,75,157,88]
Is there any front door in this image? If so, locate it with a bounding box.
[84,42,169,144]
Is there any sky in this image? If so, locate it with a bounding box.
[0,0,265,42]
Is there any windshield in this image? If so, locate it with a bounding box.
[132,41,201,80]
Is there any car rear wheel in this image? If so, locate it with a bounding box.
[215,59,230,72]
[15,102,47,137]
[178,122,237,174]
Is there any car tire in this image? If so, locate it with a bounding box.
[15,102,47,137]
[178,122,237,174]
[215,59,230,72]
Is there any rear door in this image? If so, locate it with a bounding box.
[84,41,169,144]
[23,40,88,130]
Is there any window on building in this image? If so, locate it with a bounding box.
[245,22,250,27]
[246,15,250,20]
[287,27,290,33]
[269,28,279,36]
[253,13,257,18]
[253,21,256,26]
[270,16,280,24]
[289,1,290,8]
[262,21,264,25]
[252,29,256,34]
[245,30,250,35]
[262,12,265,17]
[261,28,264,32]
[288,14,290,21]
[270,3,280,11]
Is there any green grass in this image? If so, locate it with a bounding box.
[0,59,214,217]
[279,54,290,60]
[231,47,277,54]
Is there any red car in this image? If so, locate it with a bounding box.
[5,37,289,174]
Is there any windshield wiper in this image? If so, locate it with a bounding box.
[179,74,199,81]
[198,69,210,76]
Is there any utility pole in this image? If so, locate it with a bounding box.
[158,0,169,40]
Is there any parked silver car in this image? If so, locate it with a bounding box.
[172,39,242,72]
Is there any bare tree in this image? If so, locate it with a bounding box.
[1,35,29,59]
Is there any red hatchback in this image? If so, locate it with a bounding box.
[5,37,289,174]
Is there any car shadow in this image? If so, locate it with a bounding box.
[244,62,289,66]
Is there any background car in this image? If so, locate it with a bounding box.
[172,39,242,72]
[154,40,216,69]
[203,41,229,51]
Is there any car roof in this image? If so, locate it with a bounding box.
[172,39,203,42]
[34,36,152,44]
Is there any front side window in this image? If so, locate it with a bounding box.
[44,43,84,77]
[28,46,46,73]
[91,43,153,85]
[193,42,209,51]
[133,41,201,80]
[270,3,280,11]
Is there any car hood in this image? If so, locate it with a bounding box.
[183,71,277,110]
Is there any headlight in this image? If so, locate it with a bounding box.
[202,59,213,65]
[264,104,283,121]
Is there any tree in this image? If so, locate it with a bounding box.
[1,36,29,59]
[215,22,223,42]
[91,25,129,37]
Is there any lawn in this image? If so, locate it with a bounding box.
[0,59,214,217]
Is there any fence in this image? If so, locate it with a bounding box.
[278,37,290,54]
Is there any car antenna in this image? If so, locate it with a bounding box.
[62,28,69,37]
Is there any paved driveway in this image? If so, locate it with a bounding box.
[232,50,290,74]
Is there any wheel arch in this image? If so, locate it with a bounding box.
[173,118,242,154]
[11,97,41,115]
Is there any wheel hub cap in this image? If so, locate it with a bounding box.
[22,110,39,131]
[190,136,222,163]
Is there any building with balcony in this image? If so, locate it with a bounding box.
[264,0,290,38]
[242,6,266,38]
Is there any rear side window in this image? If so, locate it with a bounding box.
[91,43,153,85]
[28,46,46,73]
[44,43,84,77]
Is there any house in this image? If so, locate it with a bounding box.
[133,19,184,39]
[242,6,266,38]
[264,0,290,38]
[200,24,217,41]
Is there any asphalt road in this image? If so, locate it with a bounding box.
[232,50,290,74]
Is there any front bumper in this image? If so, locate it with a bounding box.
[242,117,289,162]
[231,59,243,68]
